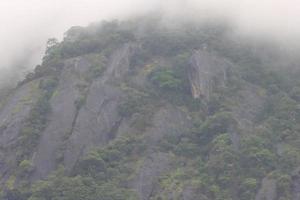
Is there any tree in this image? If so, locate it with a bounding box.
[150,68,182,90]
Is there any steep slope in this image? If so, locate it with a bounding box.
[1,18,300,200]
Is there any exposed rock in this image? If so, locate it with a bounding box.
[0,81,39,148]
[228,124,240,151]
[292,167,300,200]
[132,152,171,200]
[164,184,208,200]
[232,84,265,131]
[63,83,123,170]
[101,43,138,84]
[32,57,92,179]
[0,20,298,200]
[181,185,208,200]
[188,50,265,150]
[0,80,40,184]
[144,105,191,147]
[128,105,191,200]
[188,50,231,100]
[230,84,265,150]
[255,177,277,200]
[64,43,137,170]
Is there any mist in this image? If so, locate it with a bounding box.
[1,0,300,86]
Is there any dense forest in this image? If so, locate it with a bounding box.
[1,16,300,200]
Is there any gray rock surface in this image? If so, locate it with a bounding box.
[102,43,138,84]
[181,186,208,200]
[63,83,123,170]
[232,84,265,131]
[0,80,40,183]
[144,105,191,147]
[133,152,171,200]
[0,81,39,148]
[64,43,137,170]
[129,105,192,200]
[255,177,277,200]
[230,84,265,150]
[32,57,92,179]
[188,50,230,100]
[292,167,300,200]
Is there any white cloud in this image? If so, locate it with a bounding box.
[0,0,300,85]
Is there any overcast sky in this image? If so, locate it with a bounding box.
[0,0,300,84]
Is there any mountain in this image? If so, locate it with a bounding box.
[1,17,300,200]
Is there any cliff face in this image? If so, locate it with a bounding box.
[63,43,137,172]
[0,80,40,185]
[188,50,230,100]
[1,18,300,200]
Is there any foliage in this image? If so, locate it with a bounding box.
[59,21,135,59]
[18,160,34,178]
[240,135,277,177]
[195,112,236,143]
[27,136,143,200]
[150,68,182,90]
[239,178,258,200]
[118,95,144,117]
[17,77,58,161]
[5,17,300,200]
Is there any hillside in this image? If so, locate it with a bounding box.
[1,17,300,200]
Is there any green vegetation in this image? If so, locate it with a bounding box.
[2,17,300,200]
[4,136,144,200]
[17,77,58,161]
[17,160,34,178]
[150,68,182,90]
[29,173,138,200]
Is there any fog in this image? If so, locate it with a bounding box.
[1,0,300,85]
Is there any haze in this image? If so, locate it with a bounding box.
[0,0,300,85]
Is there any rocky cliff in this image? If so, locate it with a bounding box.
[1,18,300,200]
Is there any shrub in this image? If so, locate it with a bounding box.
[17,78,58,160]
[150,68,182,90]
[74,150,106,177]
[18,160,34,177]
[196,112,236,143]
[239,178,258,200]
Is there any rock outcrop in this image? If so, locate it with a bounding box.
[292,167,300,200]
[0,81,39,148]
[188,50,231,100]
[255,177,277,200]
[0,18,299,200]
[0,80,40,184]
[132,152,171,200]
[32,57,92,179]
[64,43,137,170]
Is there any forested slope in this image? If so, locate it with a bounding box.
[1,17,300,200]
